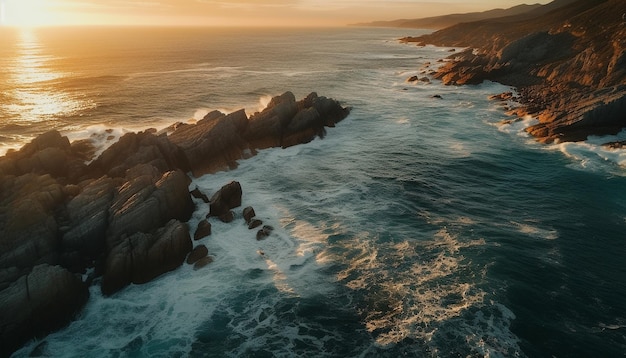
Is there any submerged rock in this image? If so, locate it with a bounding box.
[256,225,274,241]
[248,219,263,230]
[194,220,212,240]
[187,245,209,265]
[193,256,213,270]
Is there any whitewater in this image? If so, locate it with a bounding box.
[3,27,625,357]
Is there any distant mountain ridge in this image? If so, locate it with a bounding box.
[352,1,580,30]
[401,0,626,143]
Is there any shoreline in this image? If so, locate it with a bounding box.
[0,91,350,356]
[400,0,626,144]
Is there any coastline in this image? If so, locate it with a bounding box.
[400,0,626,144]
[0,91,350,356]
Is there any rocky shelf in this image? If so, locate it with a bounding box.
[0,91,350,356]
[401,0,626,144]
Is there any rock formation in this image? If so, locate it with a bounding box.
[169,91,350,176]
[403,0,626,143]
[0,91,350,355]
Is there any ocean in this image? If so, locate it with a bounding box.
[3,26,626,357]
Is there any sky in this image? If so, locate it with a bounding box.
[0,0,552,28]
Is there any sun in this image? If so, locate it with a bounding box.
[2,0,64,27]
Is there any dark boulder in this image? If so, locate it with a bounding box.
[248,219,263,230]
[0,130,88,183]
[0,174,65,270]
[281,107,324,148]
[256,225,274,241]
[246,92,298,149]
[61,176,118,270]
[218,211,235,223]
[193,256,213,270]
[0,264,88,357]
[209,181,242,217]
[101,219,192,295]
[169,109,249,176]
[242,206,256,223]
[194,220,212,240]
[106,166,194,249]
[90,131,190,179]
[186,245,209,265]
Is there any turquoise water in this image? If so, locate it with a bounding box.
[3,27,625,357]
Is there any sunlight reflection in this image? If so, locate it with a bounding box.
[3,29,94,123]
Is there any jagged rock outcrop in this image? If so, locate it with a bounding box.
[404,0,626,143]
[169,91,350,176]
[101,219,191,295]
[60,176,119,272]
[0,173,66,270]
[0,130,89,183]
[169,109,250,176]
[106,165,194,248]
[0,90,349,355]
[89,130,190,178]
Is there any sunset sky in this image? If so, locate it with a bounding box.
[1,0,551,27]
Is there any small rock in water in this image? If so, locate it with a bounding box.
[256,230,269,241]
[190,187,210,203]
[187,245,208,264]
[256,225,274,241]
[194,220,211,240]
[193,256,213,270]
[243,206,256,223]
[248,219,263,230]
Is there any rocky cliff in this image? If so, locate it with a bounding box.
[0,91,350,356]
[402,0,626,143]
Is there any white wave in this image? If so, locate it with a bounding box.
[63,125,129,161]
[495,115,538,137]
[552,135,626,175]
[510,221,558,241]
[14,171,338,357]
[193,108,210,121]
[328,227,522,356]
[257,94,273,112]
[126,66,244,80]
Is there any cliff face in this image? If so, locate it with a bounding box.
[404,0,626,143]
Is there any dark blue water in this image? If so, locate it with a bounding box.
[4,27,626,357]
